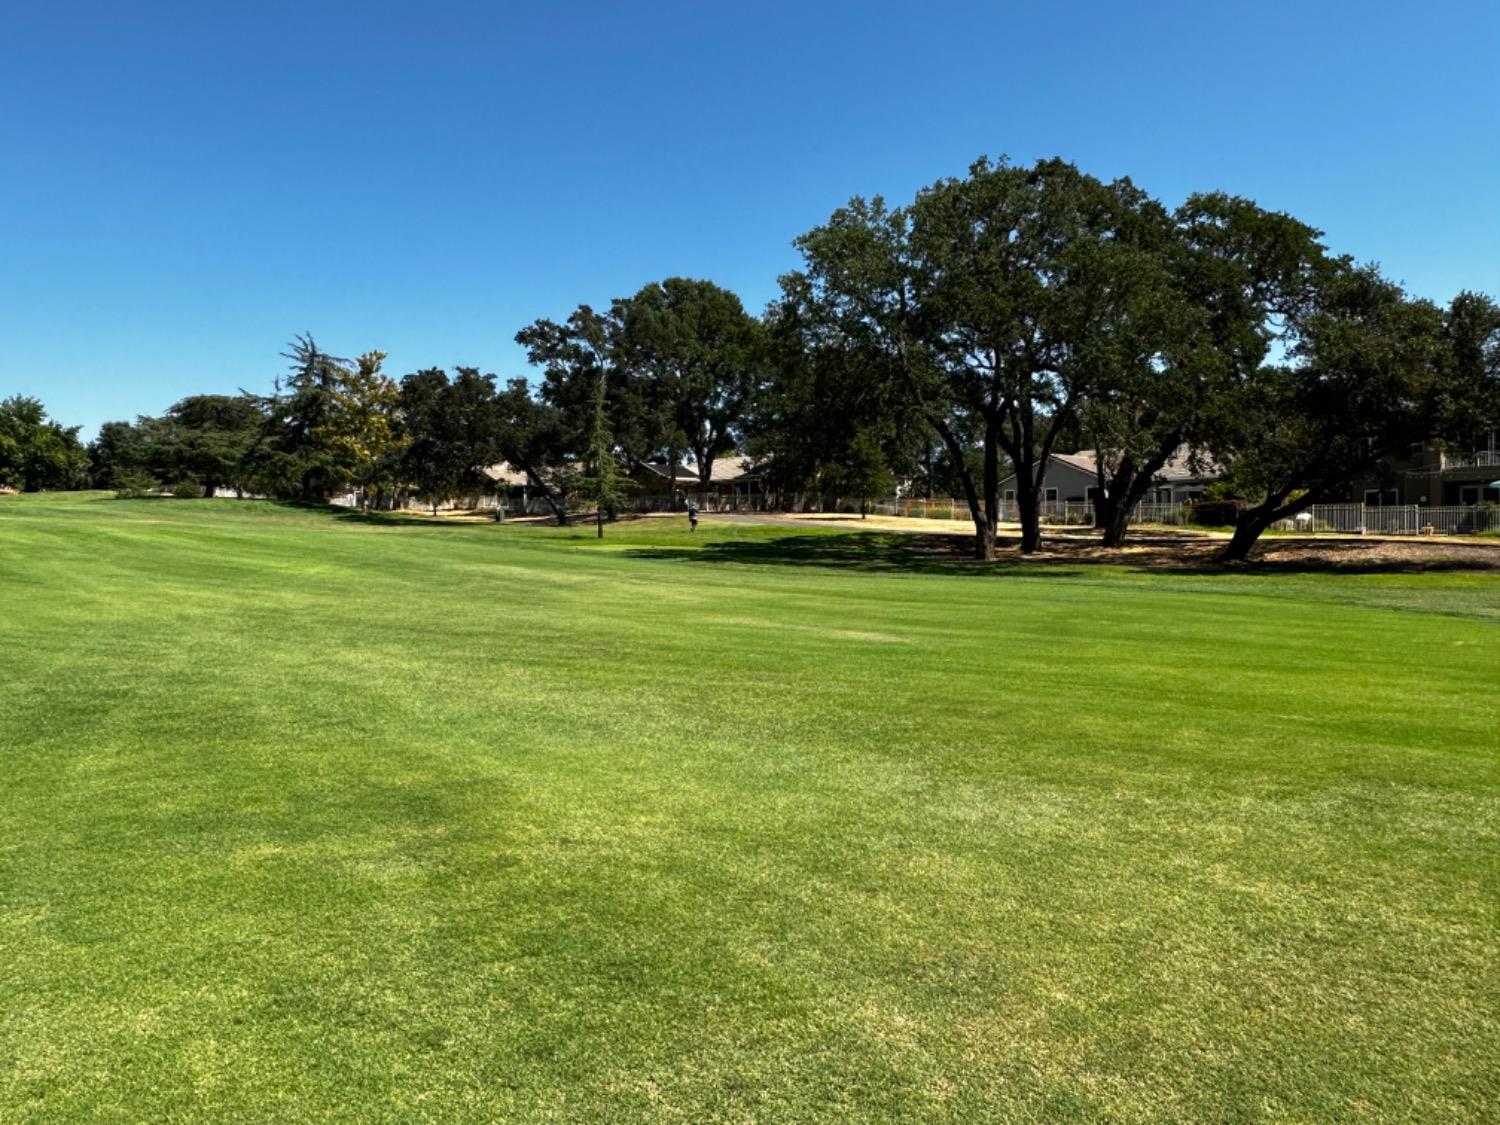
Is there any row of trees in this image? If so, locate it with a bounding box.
[12,156,1499,561]
[82,278,773,531]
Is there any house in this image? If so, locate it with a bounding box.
[1356,429,1500,507]
[625,459,699,494]
[997,447,1224,506]
[704,454,763,501]
[481,462,531,491]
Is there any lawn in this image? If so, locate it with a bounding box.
[2,493,1498,1122]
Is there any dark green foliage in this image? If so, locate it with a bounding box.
[1213,264,1449,560]
[0,395,89,491]
[398,367,503,514]
[90,419,154,488]
[111,469,157,498]
[493,377,574,524]
[578,372,628,537]
[753,278,924,506]
[161,395,263,496]
[91,396,264,497]
[259,334,354,499]
[518,306,642,462]
[615,278,763,489]
[1435,291,1500,448]
[789,158,1164,557]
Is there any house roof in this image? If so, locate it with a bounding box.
[481,462,530,487]
[1049,446,1223,483]
[633,460,698,485]
[708,454,761,482]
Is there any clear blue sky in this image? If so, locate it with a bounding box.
[3,0,1496,437]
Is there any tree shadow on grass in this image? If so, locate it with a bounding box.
[1166,539,1500,576]
[625,530,1088,578]
[206,501,1497,577]
[627,526,1500,578]
[320,505,477,529]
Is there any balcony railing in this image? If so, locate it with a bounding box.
[1441,450,1500,471]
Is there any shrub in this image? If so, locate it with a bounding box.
[170,478,204,499]
[1189,499,1243,526]
[113,471,157,499]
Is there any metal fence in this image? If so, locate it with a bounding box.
[872,497,1500,537]
[1272,504,1500,536]
[620,492,775,514]
[859,497,1194,527]
[323,487,1500,538]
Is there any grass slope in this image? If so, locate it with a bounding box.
[2,494,1498,1123]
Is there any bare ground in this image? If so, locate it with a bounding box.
[740,512,1500,571]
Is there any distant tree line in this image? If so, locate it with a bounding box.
[9,156,1498,561]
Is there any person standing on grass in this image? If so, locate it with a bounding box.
[687,503,699,532]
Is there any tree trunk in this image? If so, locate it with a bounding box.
[975,521,997,560]
[1098,502,1133,549]
[596,507,604,538]
[1217,486,1327,562]
[514,463,567,525]
[1017,486,1042,554]
[982,414,1000,552]
[925,415,990,560]
[1218,515,1270,562]
[1218,495,1291,562]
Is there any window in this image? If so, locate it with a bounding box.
[1460,485,1480,506]
[1363,490,1382,506]
[1003,490,1015,502]
[1044,488,1059,502]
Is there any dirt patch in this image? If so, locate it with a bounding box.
[1011,530,1500,571]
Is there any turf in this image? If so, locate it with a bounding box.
[2,493,1497,1123]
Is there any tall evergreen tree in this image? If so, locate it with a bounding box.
[578,370,627,538]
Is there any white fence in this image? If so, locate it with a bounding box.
[328,491,566,516]
[319,486,1498,538]
[874,497,1500,538]
[859,497,1194,527]
[621,492,774,514]
[1274,504,1500,536]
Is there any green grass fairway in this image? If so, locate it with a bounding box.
[3,494,1498,1123]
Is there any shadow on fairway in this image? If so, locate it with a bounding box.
[627,526,1498,578]
[625,530,1088,578]
[274,501,1498,577]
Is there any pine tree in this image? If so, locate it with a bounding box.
[579,370,627,538]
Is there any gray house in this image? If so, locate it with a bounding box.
[998,447,1223,506]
